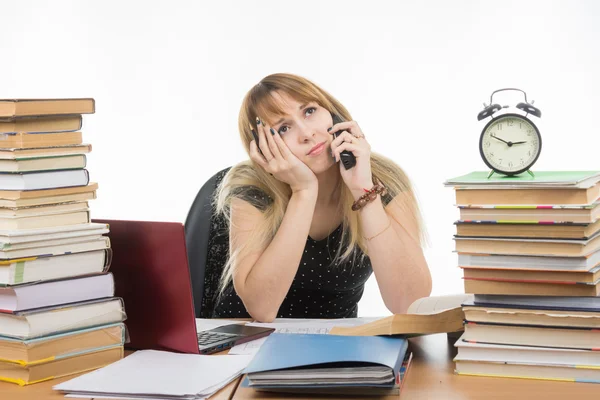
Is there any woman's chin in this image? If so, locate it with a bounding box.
[308,158,338,175]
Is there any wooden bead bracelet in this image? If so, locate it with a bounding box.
[351,181,387,211]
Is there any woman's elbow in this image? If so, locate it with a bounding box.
[234,287,278,323]
[247,306,278,323]
[386,278,433,314]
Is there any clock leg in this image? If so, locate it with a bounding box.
[527,170,535,178]
[487,170,495,179]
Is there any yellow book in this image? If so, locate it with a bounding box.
[0,183,98,201]
[0,346,123,386]
[454,359,600,383]
[0,115,82,134]
[0,144,92,160]
[0,324,125,366]
[0,131,82,149]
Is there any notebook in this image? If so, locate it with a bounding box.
[243,333,408,393]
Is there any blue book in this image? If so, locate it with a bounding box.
[243,333,408,390]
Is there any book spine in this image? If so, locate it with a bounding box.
[0,102,17,119]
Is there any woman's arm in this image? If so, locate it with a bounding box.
[327,119,431,314]
[230,188,318,322]
[230,117,320,322]
[358,192,432,314]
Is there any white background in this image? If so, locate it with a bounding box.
[2,0,599,316]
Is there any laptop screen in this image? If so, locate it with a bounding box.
[92,219,200,354]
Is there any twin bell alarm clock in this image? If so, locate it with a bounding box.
[477,88,542,178]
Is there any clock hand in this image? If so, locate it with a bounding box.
[512,141,527,145]
[490,134,510,145]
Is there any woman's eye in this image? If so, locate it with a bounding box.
[277,107,317,134]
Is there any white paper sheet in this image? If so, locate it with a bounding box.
[54,350,252,399]
[65,395,198,400]
[228,317,383,356]
[228,337,268,356]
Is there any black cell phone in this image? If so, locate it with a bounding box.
[331,114,357,170]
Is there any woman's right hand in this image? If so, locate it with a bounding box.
[249,119,318,194]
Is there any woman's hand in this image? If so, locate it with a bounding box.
[329,120,374,199]
[249,119,318,194]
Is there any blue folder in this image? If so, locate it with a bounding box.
[243,333,408,389]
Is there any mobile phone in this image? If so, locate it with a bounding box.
[331,114,357,170]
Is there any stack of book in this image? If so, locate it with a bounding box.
[0,99,126,386]
[445,171,600,384]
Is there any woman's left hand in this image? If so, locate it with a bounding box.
[329,120,374,200]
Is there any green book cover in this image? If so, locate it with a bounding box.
[445,171,600,187]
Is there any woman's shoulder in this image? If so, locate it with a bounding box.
[230,185,273,211]
[219,162,274,211]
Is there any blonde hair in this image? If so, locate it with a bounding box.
[215,73,425,294]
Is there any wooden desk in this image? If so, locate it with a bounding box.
[401,334,598,400]
[233,334,600,400]
[5,335,600,400]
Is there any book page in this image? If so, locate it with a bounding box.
[407,294,474,315]
[246,317,383,334]
[228,337,268,356]
[229,318,384,356]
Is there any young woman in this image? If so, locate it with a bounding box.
[211,73,431,322]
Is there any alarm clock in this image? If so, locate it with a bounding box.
[477,88,542,178]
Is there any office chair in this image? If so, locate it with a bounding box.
[184,166,231,318]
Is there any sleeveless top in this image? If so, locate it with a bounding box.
[203,181,393,319]
[213,222,373,319]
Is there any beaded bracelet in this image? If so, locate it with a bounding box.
[351,181,387,211]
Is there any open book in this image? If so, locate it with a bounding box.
[329,294,473,337]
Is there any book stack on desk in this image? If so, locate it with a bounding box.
[445,171,600,383]
[0,99,126,386]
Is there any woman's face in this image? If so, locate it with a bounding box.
[265,91,336,174]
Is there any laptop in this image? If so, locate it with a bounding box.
[92,219,274,355]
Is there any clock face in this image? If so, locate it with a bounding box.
[479,114,542,175]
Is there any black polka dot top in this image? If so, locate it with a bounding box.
[210,186,383,319]
[212,222,373,319]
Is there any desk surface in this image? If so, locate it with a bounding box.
[3,334,600,400]
[232,334,600,400]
